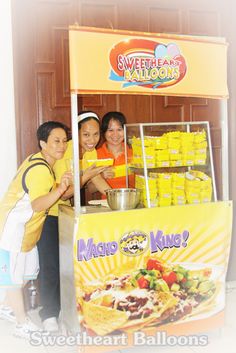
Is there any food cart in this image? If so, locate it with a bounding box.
[58,26,232,352]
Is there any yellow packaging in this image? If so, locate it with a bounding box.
[172,189,185,198]
[114,165,131,178]
[158,190,172,198]
[131,145,139,156]
[194,148,207,155]
[83,158,113,168]
[159,198,172,207]
[168,139,181,149]
[194,155,207,165]
[157,180,172,193]
[183,159,194,166]
[131,136,152,147]
[146,161,156,168]
[143,199,159,208]
[189,171,212,190]
[130,136,140,146]
[172,183,184,190]
[131,136,157,148]
[200,190,212,202]
[185,177,201,189]
[180,132,195,142]
[194,140,208,149]
[172,173,185,183]
[170,160,183,167]
[185,188,200,196]
[182,149,195,156]
[156,161,170,167]
[131,158,155,167]
[157,180,172,189]
[141,190,158,199]
[153,136,168,149]
[169,153,182,161]
[186,196,201,204]
[180,143,194,154]
[172,198,186,205]
[144,146,156,156]
[165,131,181,138]
[135,175,157,188]
[131,156,142,167]
[194,130,207,143]
[132,145,155,157]
[157,173,172,181]
[155,150,169,161]
[144,137,156,147]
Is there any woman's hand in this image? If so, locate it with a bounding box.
[57,171,73,195]
[102,167,114,179]
[31,171,73,212]
[81,164,107,186]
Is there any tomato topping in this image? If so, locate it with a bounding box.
[181,277,187,283]
[203,269,212,277]
[137,276,149,289]
[146,258,163,272]
[162,271,177,286]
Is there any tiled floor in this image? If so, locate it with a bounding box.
[0,281,235,353]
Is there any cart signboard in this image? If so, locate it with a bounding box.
[74,201,232,352]
[69,26,228,99]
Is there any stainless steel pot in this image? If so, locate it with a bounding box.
[105,188,140,210]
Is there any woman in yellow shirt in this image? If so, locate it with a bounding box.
[0,121,72,339]
[37,111,110,332]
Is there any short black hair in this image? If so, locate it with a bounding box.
[101,111,127,135]
[77,110,100,130]
[37,121,70,149]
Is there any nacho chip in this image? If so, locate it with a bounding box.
[121,316,156,333]
[82,280,105,294]
[79,260,221,334]
[119,291,178,331]
[82,301,128,335]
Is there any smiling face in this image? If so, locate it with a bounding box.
[104,119,124,148]
[40,128,68,165]
[79,119,100,153]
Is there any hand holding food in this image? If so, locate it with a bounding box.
[82,164,108,185]
[102,167,115,179]
[58,171,73,194]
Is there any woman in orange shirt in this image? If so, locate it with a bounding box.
[97,111,134,191]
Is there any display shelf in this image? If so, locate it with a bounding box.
[124,122,217,208]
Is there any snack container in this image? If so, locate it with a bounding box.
[156,160,170,167]
[84,158,114,168]
[194,140,208,149]
[155,150,170,161]
[114,164,131,177]
[153,136,168,149]
[194,130,207,143]
[170,160,183,167]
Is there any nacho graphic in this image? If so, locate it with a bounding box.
[77,257,220,335]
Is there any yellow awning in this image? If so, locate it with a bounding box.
[69,26,228,99]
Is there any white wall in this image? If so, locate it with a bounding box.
[0,0,17,199]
